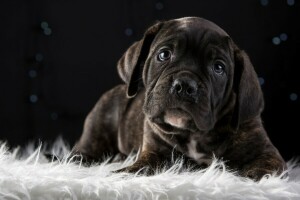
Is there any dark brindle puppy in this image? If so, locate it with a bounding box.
[73,17,286,180]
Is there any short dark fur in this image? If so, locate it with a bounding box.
[73,17,286,180]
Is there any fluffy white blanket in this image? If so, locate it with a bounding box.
[0,138,300,200]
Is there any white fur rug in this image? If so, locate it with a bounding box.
[1,138,300,200]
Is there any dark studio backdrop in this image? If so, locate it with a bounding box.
[0,0,299,160]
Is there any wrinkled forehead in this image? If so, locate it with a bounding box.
[153,17,230,48]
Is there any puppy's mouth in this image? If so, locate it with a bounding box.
[150,108,198,134]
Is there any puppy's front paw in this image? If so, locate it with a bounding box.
[114,164,153,175]
[241,168,274,181]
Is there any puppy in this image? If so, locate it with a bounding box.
[73,17,286,180]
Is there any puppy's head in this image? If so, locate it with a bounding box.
[118,17,264,134]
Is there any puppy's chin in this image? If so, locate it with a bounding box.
[163,109,192,129]
[149,108,198,134]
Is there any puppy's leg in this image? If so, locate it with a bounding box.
[116,122,199,174]
[72,85,128,165]
[240,150,287,180]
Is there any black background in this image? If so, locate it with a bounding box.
[0,0,299,160]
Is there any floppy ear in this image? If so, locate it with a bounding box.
[231,48,264,129]
[117,22,163,98]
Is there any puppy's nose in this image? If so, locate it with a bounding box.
[170,78,198,101]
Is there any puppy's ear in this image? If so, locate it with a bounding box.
[231,48,264,129]
[117,22,163,98]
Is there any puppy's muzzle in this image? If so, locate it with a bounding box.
[170,76,199,103]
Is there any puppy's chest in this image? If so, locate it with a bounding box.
[184,137,213,166]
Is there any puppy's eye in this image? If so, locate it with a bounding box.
[157,49,172,61]
[213,63,225,75]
